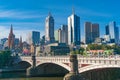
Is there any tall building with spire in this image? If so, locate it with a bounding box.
[45,12,55,44]
[8,24,15,49]
[68,9,80,45]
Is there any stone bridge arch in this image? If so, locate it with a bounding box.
[13,61,32,69]
[79,64,120,73]
[25,62,70,76]
[36,62,71,71]
[19,61,32,66]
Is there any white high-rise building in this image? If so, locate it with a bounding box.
[68,11,80,45]
[45,12,55,44]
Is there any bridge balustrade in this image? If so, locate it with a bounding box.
[21,55,120,73]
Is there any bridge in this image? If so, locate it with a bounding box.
[16,55,120,74]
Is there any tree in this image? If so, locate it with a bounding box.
[0,50,12,68]
[75,50,79,54]
[79,47,85,55]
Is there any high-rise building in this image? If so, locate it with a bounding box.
[109,21,116,40]
[45,12,55,44]
[85,22,92,44]
[68,11,80,45]
[27,31,40,45]
[92,23,100,42]
[85,22,100,44]
[106,21,119,44]
[54,30,59,42]
[115,26,119,44]
[105,25,109,35]
[0,38,8,46]
[58,25,68,44]
[8,25,15,49]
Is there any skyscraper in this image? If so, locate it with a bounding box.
[68,11,80,45]
[27,31,40,45]
[54,30,59,42]
[109,21,116,40]
[85,22,100,44]
[45,12,55,44]
[105,25,109,35]
[85,22,92,44]
[92,23,100,42]
[8,24,15,49]
[58,25,68,44]
[107,21,119,44]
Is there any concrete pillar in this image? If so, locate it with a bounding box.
[70,54,78,74]
[63,54,82,80]
[32,54,36,68]
[27,45,37,77]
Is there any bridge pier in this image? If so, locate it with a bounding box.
[26,54,37,77]
[27,44,37,77]
[63,54,82,80]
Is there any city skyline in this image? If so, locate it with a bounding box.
[0,0,120,41]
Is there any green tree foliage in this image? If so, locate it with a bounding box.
[87,44,113,50]
[112,45,120,54]
[0,50,12,68]
[79,47,85,55]
[70,47,85,55]
[70,50,76,54]
[87,44,120,54]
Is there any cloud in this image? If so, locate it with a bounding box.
[0,9,45,19]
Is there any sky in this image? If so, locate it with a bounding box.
[0,0,120,41]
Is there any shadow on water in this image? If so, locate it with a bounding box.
[0,71,63,80]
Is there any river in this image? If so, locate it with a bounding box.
[0,72,63,80]
[1,68,120,80]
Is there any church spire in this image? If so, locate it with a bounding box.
[8,24,15,49]
[10,24,13,34]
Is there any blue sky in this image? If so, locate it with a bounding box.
[0,0,120,41]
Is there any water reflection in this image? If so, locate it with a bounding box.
[0,72,63,80]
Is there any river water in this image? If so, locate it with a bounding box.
[0,72,63,80]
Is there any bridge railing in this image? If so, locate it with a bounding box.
[78,56,120,66]
[21,55,120,66]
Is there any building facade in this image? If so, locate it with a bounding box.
[27,31,40,45]
[44,43,70,55]
[92,23,100,42]
[58,25,68,44]
[85,22,92,44]
[105,25,109,35]
[85,22,100,44]
[54,30,59,42]
[68,12,80,45]
[105,21,119,44]
[45,12,55,44]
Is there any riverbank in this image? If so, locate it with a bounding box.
[0,68,25,73]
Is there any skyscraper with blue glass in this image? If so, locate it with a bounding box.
[68,11,80,45]
[28,31,40,45]
[108,21,119,44]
